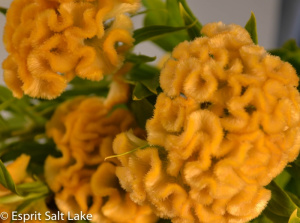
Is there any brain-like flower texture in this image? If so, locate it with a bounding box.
[44,96,157,223]
[2,0,140,99]
[113,22,300,223]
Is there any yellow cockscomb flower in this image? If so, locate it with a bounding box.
[2,0,140,99]
[45,96,157,223]
[113,22,300,223]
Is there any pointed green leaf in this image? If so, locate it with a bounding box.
[264,181,299,222]
[134,25,190,45]
[0,7,7,15]
[126,54,156,64]
[130,98,154,129]
[0,159,21,195]
[245,12,258,44]
[288,209,300,223]
[133,82,154,100]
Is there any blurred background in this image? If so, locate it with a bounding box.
[0,0,299,85]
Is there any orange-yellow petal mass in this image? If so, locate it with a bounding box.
[44,96,157,223]
[113,22,300,223]
[2,0,140,99]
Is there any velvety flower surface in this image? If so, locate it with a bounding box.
[113,22,300,223]
[45,96,157,223]
[2,0,140,99]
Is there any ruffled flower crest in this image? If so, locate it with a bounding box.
[44,96,157,223]
[113,22,300,223]
[2,0,140,99]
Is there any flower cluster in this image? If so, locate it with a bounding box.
[44,96,157,223]
[2,0,139,99]
[113,22,300,223]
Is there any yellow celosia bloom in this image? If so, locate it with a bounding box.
[113,22,300,223]
[2,0,140,99]
[45,96,157,223]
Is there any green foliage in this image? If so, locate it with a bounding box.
[0,159,20,195]
[269,40,300,79]
[141,0,190,51]
[130,98,154,129]
[126,54,157,64]
[288,209,300,223]
[125,62,160,100]
[245,12,258,44]
[0,7,7,15]
[263,181,300,223]
[178,0,202,40]
[133,25,190,46]
[250,214,273,223]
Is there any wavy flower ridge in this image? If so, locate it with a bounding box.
[114,22,300,223]
[45,96,157,223]
[2,0,140,99]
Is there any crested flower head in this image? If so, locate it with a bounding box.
[44,96,157,223]
[2,0,140,99]
[113,22,300,223]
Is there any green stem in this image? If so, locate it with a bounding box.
[178,0,202,30]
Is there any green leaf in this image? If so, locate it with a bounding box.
[0,7,7,15]
[0,159,20,195]
[288,209,300,223]
[178,0,202,40]
[250,214,273,223]
[245,12,258,44]
[125,64,160,97]
[126,54,156,64]
[130,98,154,129]
[133,25,191,45]
[286,178,300,198]
[264,181,299,222]
[0,191,47,204]
[142,0,167,25]
[0,160,50,198]
[126,64,159,82]
[274,169,291,188]
[17,181,49,193]
[133,82,154,100]
[1,139,61,168]
[141,0,189,51]
[180,7,201,40]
